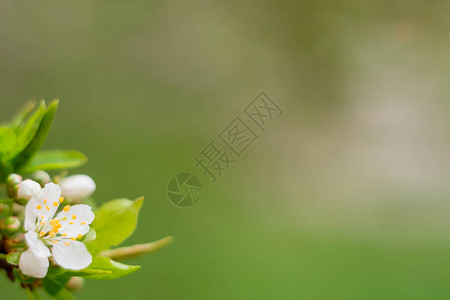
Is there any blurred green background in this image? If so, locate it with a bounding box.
[1,1,450,299]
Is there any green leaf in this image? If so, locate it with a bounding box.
[9,100,37,129]
[0,126,17,156]
[49,256,139,281]
[16,100,46,154]
[6,252,20,265]
[68,268,112,277]
[0,151,13,182]
[22,150,87,174]
[92,197,144,252]
[43,272,71,296]
[11,100,59,172]
[46,264,112,281]
[78,256,140,280]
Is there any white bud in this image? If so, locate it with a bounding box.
[66,276,85,291]
[60,175,96,201]
[17,179,41,200]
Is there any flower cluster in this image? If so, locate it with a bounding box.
[18,177,95,278]
[0,100,170,299]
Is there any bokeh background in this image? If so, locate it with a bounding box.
[1,1,450,299]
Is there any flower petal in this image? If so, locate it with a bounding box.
[56,204,95,238]
[19,249,49,278]
[52,240,92,270]
[60,223,91,238]
[25,231,51,257]
[60,175,96,201]
[17,179,41,200]
[33,182,62,223]
[56,204,95,224]
[24,197,38,231]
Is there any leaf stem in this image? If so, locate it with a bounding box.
[99,236,173,260]
[33,290,43,300]
[25,287,35,300]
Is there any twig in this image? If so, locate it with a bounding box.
[99,236,173,260]
[25,287,35,300]
[33,290,43,300]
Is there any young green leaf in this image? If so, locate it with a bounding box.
[43,272,71,296]
[92,197,144,252]
[78,256,140,280]
[9,100,36,129]
[44,267,109,297]
[62,267,112,278]
[22,150,87,174]
[15,100,46,155]
[51,256,139,280]
[0,151,13,182]
[11,100,59,172]
[6,252,20,265]
[0,127,17,156]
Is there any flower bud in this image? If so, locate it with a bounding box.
[60,175,96,201]
[0,216,21,236]
[66,276,85,291]
[16,179,41,203]
[31,170,51,186]
[7,173,22,186]
[6,174,22,198]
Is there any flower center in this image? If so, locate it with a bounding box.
[35,202,86,245]
[39,218,64,237]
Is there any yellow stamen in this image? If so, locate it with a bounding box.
[37,205,42,210]
[44,199,47,204]
[53,202,58,207]
[40,215,45,220]
[70,237,76,241]
[81,222,86,225]
[69,222,74,225]
[64,242,70,246]
[40,231,45,237]
[72,215,77,220]
[49,219,62,233]
[40,221,46,226]
[62,233,67,237]
[63,205,71,212]
[59,197,64,203]
[52,240,58,244]
[77,234,83,239]
[45,205,50,210]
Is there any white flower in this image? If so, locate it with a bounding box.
[19,182,94,278]
[17,179,41,200]
[60,175,96,201]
